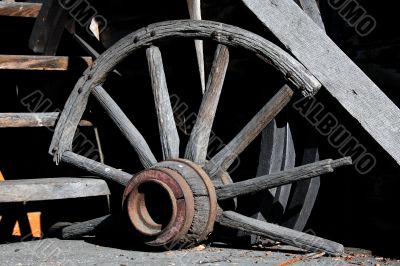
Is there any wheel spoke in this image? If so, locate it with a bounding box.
[61,214,114,239]
[61,151,132,185]
[92,86,157,168]
[146,46,180,160]
[216,157,352,201]
[218,211,344,256]
[185,45,229,164]
[204,85,294,179]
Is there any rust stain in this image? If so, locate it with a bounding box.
[277,256,302,266]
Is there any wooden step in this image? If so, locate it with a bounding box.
[0,177,110,203]
[0,55,92,71]
[0,113,93,128]
[0,2,41,18]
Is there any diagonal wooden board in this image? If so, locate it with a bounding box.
[241,0,400,166]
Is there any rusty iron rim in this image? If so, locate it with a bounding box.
[123,168,195,246]
[127,178,177,237]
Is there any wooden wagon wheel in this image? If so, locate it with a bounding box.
[50,20,352,255]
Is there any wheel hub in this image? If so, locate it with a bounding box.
[123,159,218,248]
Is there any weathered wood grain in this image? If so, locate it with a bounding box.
[216,157,352,201]
[204,85,294,179]
[185,45,229,164]
[0,2,41,18]
[248,120,295,240]
[0,55,92,71]
[242,0,400,166]
[298,0,325,30]
[0,178,110,203]
[50,20,321,164]
[146,46,180,160]
[61,215,113,239]
[218,211,344,256]
[92,86,157,168]
[61,151,132,185]
[0,113,92,128]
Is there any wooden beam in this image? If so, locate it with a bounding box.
[242,0,400,166]
[0,113,93,128]
[0,178,110,203]
[0,2,41,18]
[187,0,205,93]
[29,0,68,55]
[0,55,92,71]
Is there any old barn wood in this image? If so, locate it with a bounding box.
[242,0,400,166]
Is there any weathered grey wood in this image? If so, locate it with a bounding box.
[92,86,157,168]
[298,0,325,30]
[242,0,400,167]
[272,123,295,221]
[0,113,92,128]
[277,0,323,231]
[218,211,344,256]
[146,46,180,160]
[249,120,295,241]
[61,215,113,239]
[0,2,41,17]
[185,45,229,164]
[61,151,131,185]
[282,145,321,231]
[50,20,322,164]
[187,0,205,93]
[204,85,294,179]
[216,157,352,201]
[0,178,110,203]
[0,55,92,71]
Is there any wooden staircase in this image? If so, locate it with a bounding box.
[0,0,109,239]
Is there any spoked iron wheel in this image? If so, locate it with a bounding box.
[50,20,351,255]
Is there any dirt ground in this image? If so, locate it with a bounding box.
[0,239,399,266]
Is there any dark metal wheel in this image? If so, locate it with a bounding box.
[50,20,352,255]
